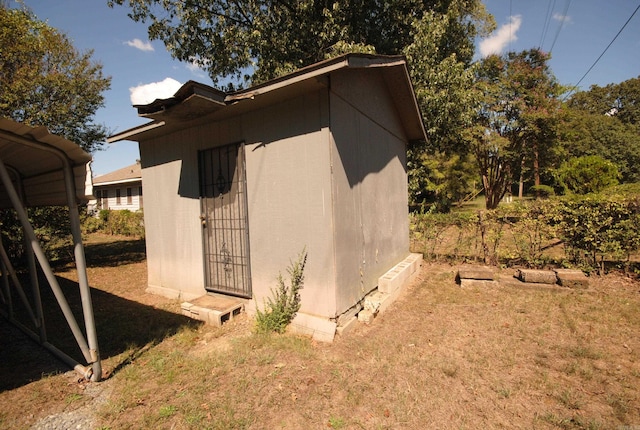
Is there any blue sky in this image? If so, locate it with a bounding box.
[12,0,640,176]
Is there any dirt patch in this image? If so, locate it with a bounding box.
[1,236,639,429]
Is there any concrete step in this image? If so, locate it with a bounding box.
[181,294,244,326]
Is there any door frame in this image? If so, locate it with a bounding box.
[198,141,252,298]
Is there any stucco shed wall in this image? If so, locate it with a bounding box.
[329,68,410,315]
[242,90,337,318]
[139,89,338,315]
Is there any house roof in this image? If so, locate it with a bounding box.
[108,54,427,144]
[0,118,93,208]
[93,162,141,186]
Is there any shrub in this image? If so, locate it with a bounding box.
[558,155,619,195]
[0,206,73,266]
[552,196,640,272]
[83,209,145,238]
[255,250,307,334]
[529,184,555,198]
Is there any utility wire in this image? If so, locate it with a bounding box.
[562,2,640,101]
[549,0,572,53]
[509,0,512,51]
[539,0,557,49]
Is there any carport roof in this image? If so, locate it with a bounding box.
[0,118,93,208]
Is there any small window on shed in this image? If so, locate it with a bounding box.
[116,189,121,205]
[127,187,132,204]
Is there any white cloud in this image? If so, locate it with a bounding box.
[552,13,572,23]
[479,15,522,57]
[129,78,182,105]
[125,38,155,52]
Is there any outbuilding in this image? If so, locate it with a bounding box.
[109,54,425,341]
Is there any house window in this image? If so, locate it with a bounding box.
[139,186,143,208]
[127,187,132,204]
[116,189,121,205]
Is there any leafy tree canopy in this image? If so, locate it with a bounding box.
[557,107,640,183]
[0,5,111,153]
[567,76,640,129]
[108,0,493,87]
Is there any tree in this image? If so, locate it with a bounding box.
[567,76,640,129]
[560,77,640,184]
[110,0,494,210]
[504,50,562,196]
[468,49,561,209]
[0,5,112,263]
[556,107,640,184]
[404,4,492,209]
[0,5,111,152]
[108,0,491,85]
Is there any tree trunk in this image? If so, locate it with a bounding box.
[518,155,525,199]
[533,141,540,198]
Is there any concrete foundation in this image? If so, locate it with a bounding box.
[352,253,423,328]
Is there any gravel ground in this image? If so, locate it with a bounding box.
[0,317,111,430]
[30,373,111,430]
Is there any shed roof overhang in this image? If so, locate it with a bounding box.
[0,118,93,208]
[108,54,427,144]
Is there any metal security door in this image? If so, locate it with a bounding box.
[199,143,252,297]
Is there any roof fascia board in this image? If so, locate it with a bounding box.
[107,121,165,143]
[226,54,407,102]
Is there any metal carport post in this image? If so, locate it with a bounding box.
[0,120,101,382]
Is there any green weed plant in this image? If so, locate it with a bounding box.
[255,249,307,334]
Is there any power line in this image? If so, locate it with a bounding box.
[563,2,640,101]
[549,0,572,53]
[539,0,557,49]
[509,0,512,51]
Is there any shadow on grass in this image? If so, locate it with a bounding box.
[1,272,200,392]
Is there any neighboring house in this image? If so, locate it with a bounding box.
[108,54,425,341]
[91,161,142,212]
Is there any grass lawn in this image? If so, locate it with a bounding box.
[1,234,639,429]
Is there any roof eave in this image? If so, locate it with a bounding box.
[108,54,426,143]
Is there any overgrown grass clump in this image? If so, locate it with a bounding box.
[255,249,307,334]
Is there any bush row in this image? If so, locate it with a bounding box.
[83,209,145,238]
[411,194,640,273]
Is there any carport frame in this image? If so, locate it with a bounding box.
[0,119,101,382]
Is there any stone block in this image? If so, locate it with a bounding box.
[515,269,557,285]
[457,265,497,281]
[336,316,358,336]
[554,269,589,289]
[378,253,423,293]
[357,309,375,324]
[460,279,497,288]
